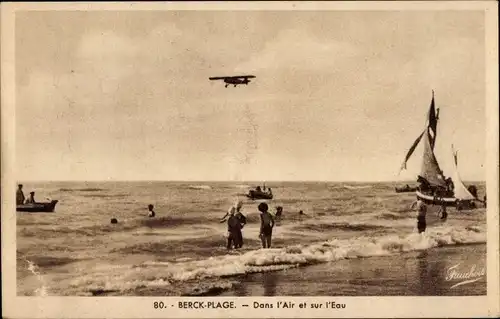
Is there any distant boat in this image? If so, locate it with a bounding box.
[399,91,478,209]
[395,185,418,193]
[17,200,58,213]
[246,185,273,200]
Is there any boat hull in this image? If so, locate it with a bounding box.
[395,186,417,193]
[246,190,273,200]
[16,200,58,213]
[415,191,476,209]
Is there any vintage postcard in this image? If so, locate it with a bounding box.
[1,1,499,318]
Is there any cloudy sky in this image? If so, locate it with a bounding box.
[15,10,486,182]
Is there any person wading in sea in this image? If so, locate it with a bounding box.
[275,206,283,219]
[16,184,25,205]
[258,202,275,248]
[439,204,448,220]
[415,199,427,233]
[234,205,247,248]
[221,200,246,250]
[147,204,156,218]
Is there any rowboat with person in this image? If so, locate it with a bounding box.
[16,184,59,213]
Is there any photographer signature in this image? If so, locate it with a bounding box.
[446,263,485,289]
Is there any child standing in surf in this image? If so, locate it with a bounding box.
[258,202,275,248]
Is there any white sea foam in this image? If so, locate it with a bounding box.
[25,259,49,296]
[67,224,485,294]
[162,226,485,281]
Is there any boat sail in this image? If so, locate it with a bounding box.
[420,128,446,187]
[451,146,476,201]
[400,91,477,208]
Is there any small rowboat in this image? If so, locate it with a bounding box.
[246,190,273,200]
[17,200,59,213]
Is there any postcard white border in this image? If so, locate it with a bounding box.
[2,1,499,318]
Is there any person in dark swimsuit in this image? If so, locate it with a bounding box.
[221,200,246,250]
[440,205,448,220]
[416,199,427,233]
[258,202,275,248]
[275,206,283,219]
[234,210,247,249]
[147,204,156,218]
[226,211,241,250]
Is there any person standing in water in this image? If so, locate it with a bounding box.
[221,200,246,250]
[147,204,156,218]
[258,202,275,248]
[415,199,427,233]
[16,184,25,205]
[275,206,283,219]
[234,204,247,248]
[439,205,448,220]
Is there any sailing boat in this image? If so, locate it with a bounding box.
[400,91,478,209]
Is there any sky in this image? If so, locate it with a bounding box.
[15,10,486,182]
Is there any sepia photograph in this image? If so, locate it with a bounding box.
[2,1,499,318]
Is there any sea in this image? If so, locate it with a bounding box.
[16,181,487,296]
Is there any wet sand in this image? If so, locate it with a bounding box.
[220,244,486,296]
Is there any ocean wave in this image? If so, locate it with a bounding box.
[376,212,409,220]
[187,185,212,190]
[18,258,50,296]
[65,225,485,295]
[164,226,485,281]
[18,255,80,268]
[343,185,372,190]
[182,280,237,296]
[59,187,105,192]
[80,193,129,198]
[235,184,251,188]
[139,216,211,228]
[293,222,389,233]
[19,215,214,239]
[87,278,238,296]
[110,233,232,257]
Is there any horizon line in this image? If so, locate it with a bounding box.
[16,179,487,184]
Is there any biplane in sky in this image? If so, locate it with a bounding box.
[209,75,256,88]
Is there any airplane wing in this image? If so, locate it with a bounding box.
[231,75,256,79]
[209,75,256,80]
